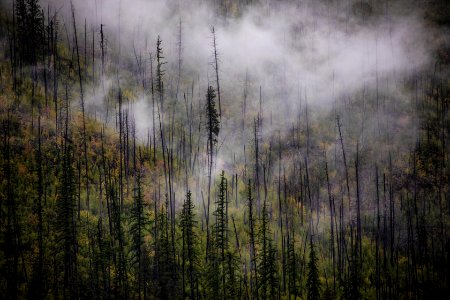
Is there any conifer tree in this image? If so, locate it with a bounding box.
[212,171,229,298]
[216,172,228,256]
[15,0,43,65]
[155,203,177,299]
[247,180,259,300]
[180,190,198,300]
[110,180,129,298]
[287,232,298,298]
[205,85,220,258]
[56,140,78,299]
[129,168,150,300]
[307,237,320,300]
[224,250,240,299]
[258,199,278,300]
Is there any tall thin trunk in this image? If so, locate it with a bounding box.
[71,2,89,209]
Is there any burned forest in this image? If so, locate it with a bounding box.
[0,0,448,299]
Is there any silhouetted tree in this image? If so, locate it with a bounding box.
[180,190,199,299]
[307,237,320,300]
[205,85,220,258]
[129,168,150,300]
[258,199,278,299]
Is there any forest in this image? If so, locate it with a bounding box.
[0,0,448,299]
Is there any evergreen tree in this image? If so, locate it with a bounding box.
[258,200,278,300]
[205,85,220,260]
[129,169,151,300]
[15,0,43,64]
[206,235,221,298]
[180,190,198,299]
[224,250,240,299]
[109,180,129,299]
[156,36,166,109]
[212,171,229,298]
[287,231,298,298]
[155,202,178,299]
[307,237,320,300]
[56,141,78,299]
[205,86,220,150]
[247,180,259,300]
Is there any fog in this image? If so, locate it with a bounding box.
[41,0,436,179]
[47,1,430,103]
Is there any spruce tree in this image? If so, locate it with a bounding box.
[307,237,320,300]
[56,141,77,299]
[15,0,43,65]
[129,169,150,300]
[205,85,220,259]
[110,180,129,299]
[155,202,177,299]
[212,171,229,298]
[258,199,278,300]
[247,180,259,300]
[180,190,198,300]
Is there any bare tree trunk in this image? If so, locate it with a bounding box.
[325,155,336,296]
[71,2,89,209]
[212,27,222,118]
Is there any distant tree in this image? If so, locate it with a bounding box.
[129,168,151,300]
[307,237,320,300]
[343,248,360,300]
[156,36,166,112]
[1,109,20,299]
[247,180,259,300]
[205,85,220,258]
[180,190,198,299]
[206,85,220,154]
[205,233,220,298]
[212,171,229,298]
[258,199,278,300]
[154,203,177,299]
[15,0,43,65]
[287,231,298,298]
[71,2,89,209]
[109,180,129,298]
[28,114,46,300]
[215,171,228,257]
[56,140,78,299]
[211,27,222,118]
[224,250,240,299]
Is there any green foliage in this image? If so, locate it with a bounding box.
[55,141,78,298]
[258,200,278,300]
[128,170,151,298]
[287,232,298,298]
[180,190,199,299]
[206,85,220,151]
[213,171,228,255]
[154,203,178,299]
[156,35,166,96]
[0,1,448,299]
[307,237,320,300]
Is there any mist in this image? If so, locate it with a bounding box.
[0,0,448,298]
[47,0,431,115]
[40,0,437,187]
